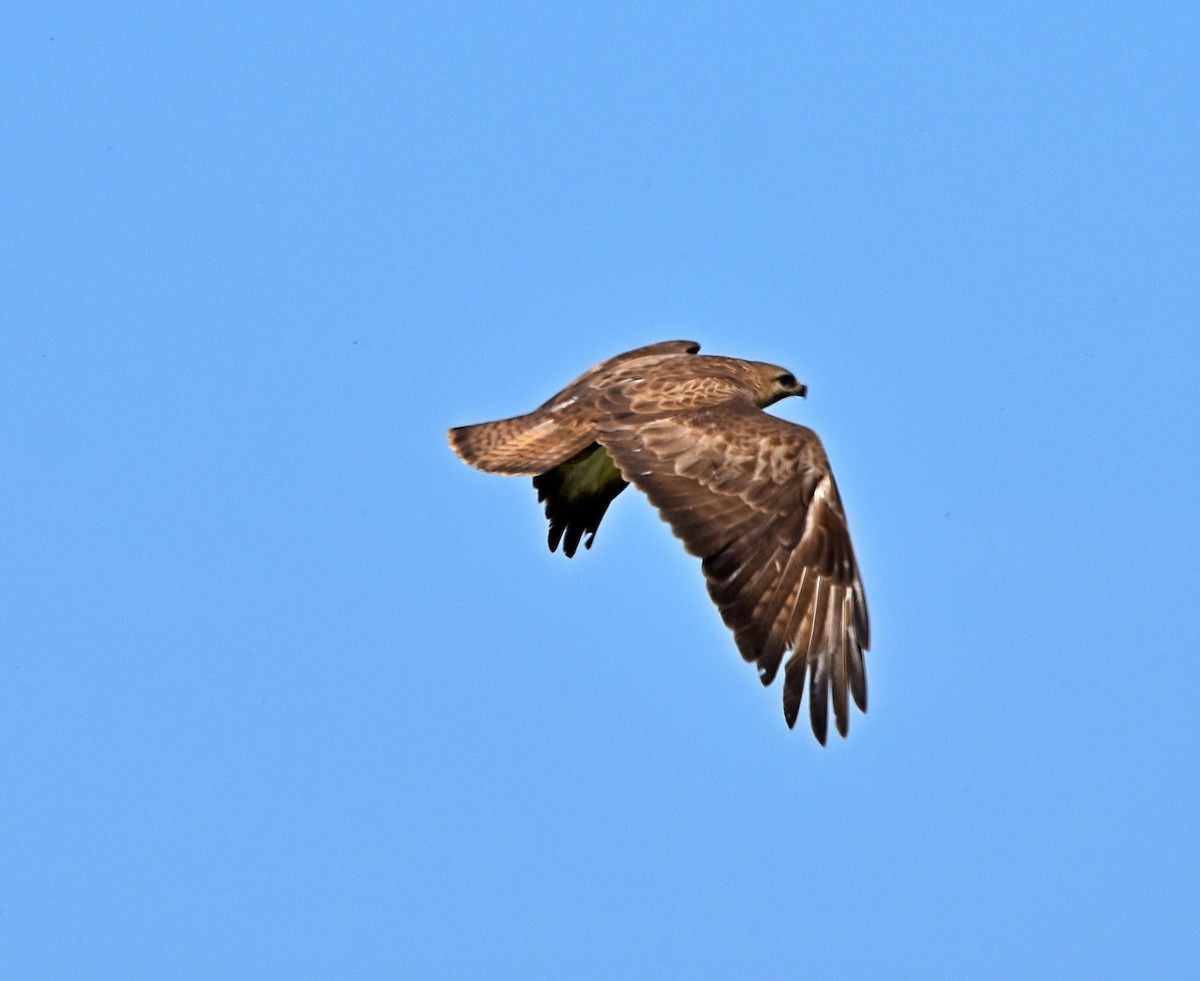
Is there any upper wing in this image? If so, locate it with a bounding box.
[595,397,869,744]
[449,341,701,475]
[537,340,701,412]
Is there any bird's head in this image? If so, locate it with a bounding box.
[752,362,808,407]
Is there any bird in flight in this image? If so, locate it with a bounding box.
[448,340,870,744]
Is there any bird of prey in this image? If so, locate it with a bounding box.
[448,340,870,744]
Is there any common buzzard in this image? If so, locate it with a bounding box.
[448,340,870,744]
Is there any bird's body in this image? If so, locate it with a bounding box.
[448,341,870,744]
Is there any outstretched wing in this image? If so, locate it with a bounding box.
[596,397,869,743]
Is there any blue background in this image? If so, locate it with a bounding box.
[4,3,1198,977]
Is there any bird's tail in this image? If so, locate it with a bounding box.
[448,414,592,475]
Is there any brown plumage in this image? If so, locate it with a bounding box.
[448,340,870,744]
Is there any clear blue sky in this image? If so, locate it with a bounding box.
[4,3,1198,977]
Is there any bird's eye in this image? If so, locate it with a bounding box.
[777,373,797,388]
